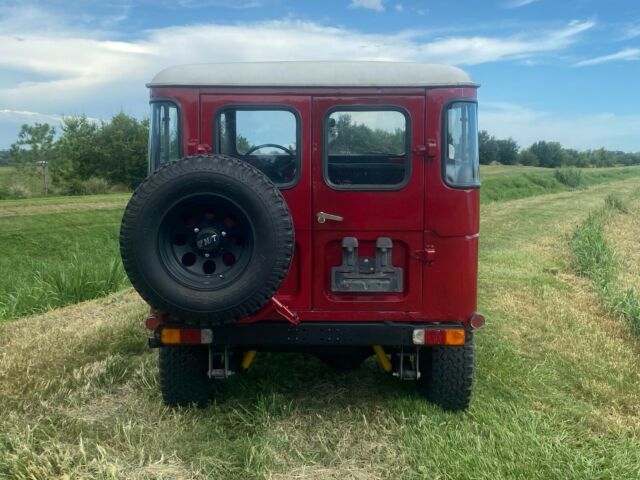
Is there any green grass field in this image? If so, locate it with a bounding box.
[0,194,130,320]
[480,164,640,203]
[1,168,640,477]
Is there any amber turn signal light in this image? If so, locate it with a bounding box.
[412,328,465,346]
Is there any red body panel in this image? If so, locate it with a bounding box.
[150,85,479,326]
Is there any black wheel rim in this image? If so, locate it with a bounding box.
[158,194,254,290]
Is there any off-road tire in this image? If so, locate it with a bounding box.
[416,331,474,411]
[159,346,212,408]
[120,155,294,325]
[317,347,372,371]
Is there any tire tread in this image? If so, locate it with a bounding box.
[417,331,474,411]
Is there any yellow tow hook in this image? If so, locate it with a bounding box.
[241,350,257,370]
[372,345,392,373]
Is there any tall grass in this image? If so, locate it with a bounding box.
[570,194,640,333]
[0,249,128,320]
[554,167,583,188]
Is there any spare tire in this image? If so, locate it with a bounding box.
[120,155,294,325]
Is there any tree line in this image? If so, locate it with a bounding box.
[479,131,640,168]
[3,115,640,198]
[3,113,148,195]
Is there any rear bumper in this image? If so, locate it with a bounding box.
[149,320,480,348]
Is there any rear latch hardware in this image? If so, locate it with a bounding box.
[331,237,403,292]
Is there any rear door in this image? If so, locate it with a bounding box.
[200,94,313,310]
[311,95,425,314]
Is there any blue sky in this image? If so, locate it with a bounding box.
[0,0,639,151]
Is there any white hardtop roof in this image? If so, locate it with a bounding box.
[148,61,476,88]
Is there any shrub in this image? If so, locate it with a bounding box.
[107,183,131,194]
[554,167,583,188]
[604,194,628,213]
[62,177,109,196]
[63,178,86,196]
[7,183,31,199]
[82,177,110,195]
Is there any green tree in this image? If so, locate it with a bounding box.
[529,141,567,168]
[52,116,102,185]
[518,149,539,166]
[98,112,149,189]
[0,150,10,166]
[10,123,57,195]
[496,138,519,165]
[9,123,56,165]
[478,130,499,164]
[236,134,252,154]
[329,114,404,155]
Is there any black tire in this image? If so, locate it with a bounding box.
[120,155,294,325]
[416,331,474,411]
[317,347,372,372]
[159,346,212,408]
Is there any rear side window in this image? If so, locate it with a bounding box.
[149,102,180,171]
[216,108,299,187]
[443,102,479,188]
[325,108,409,190]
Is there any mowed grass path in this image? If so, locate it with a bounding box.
[1,178,640,478]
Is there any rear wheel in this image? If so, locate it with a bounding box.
[120,155,294,325]
[159,346,212,408]
[416,331,474,411]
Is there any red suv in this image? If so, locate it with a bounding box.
[120,61,483,411]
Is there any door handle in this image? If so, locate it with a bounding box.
[317,212,344,224]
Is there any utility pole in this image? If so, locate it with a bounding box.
[43,160,48,196]
[37,159,49,196]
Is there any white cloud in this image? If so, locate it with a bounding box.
[415,20,594,65]
[0,109,103,124]
[480,102,640,151]
[0,109,64,124]
[625,25,640,39]
[349,0,384,12]
[0,12,597,146]
[0,19,595,110]
[506,0,537,8]
[395,4,404,12]
[574,47,640,66]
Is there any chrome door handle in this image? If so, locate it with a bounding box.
[317,212,344,224]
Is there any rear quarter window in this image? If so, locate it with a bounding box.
[443,101,480,188]
[149,101,181,171]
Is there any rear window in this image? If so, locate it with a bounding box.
[324,108,409,190]
[443,102,479,188]
[216,107,299,187]
[149,102,180,171]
